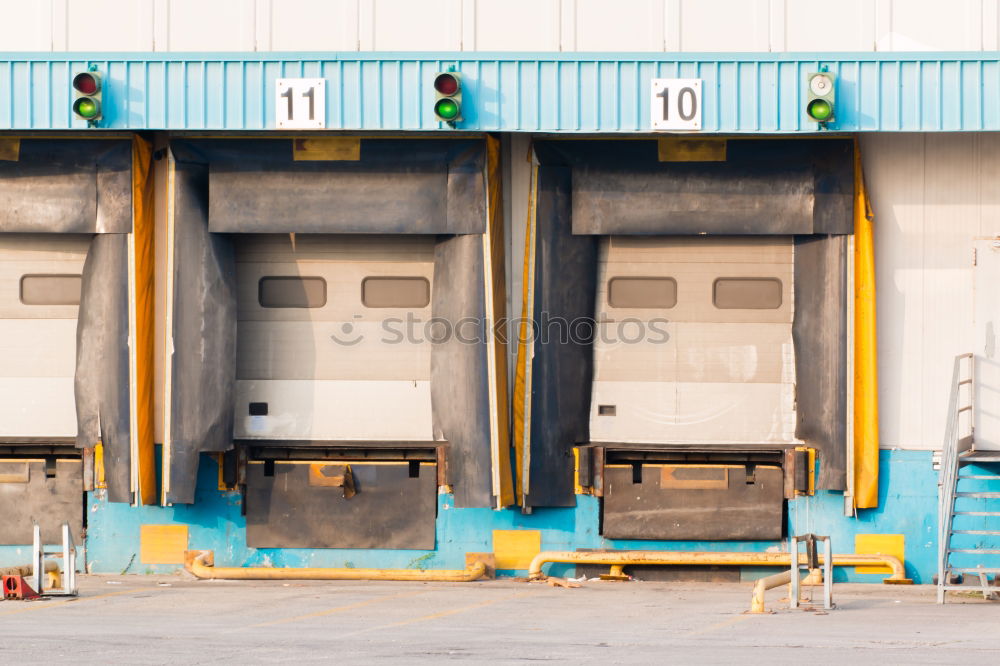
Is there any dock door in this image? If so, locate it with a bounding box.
[591,235,795,445]
[233,233,438,549]
[518,138,854,540]
[234,234,435,443]
[163,137,512,548]
[590,236,795,540]
[0,137,146,548]
[0,235,88,545]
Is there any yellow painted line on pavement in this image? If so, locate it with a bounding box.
[684,612,754,637]
[246,589,430,629]
[0,587,153,617]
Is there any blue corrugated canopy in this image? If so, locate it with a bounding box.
[0,52,997,132]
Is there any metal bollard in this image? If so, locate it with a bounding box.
[790,534,833,610]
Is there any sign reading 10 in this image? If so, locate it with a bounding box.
[650,79,702,131]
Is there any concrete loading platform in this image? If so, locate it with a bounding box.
[2,576,997,663]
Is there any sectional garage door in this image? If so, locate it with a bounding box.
[590,235,797,445]
[233,234,436,442]
[0,234,89,438]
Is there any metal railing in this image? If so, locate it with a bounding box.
[937,353,975,603]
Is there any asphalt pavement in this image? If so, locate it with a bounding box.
[2,575,998,664]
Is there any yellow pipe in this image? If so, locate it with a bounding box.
[527,551,911,584]
[854,137,880,509]
[0,560,61,589]
[0,560,58,578]
[185,550,487,582]
[801,568,824,586]
[749,570,796,614]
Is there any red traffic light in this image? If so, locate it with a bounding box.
[73,72,100,95]
[433,73,460,96]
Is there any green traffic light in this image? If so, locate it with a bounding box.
[807,98,833,122]
[73,97,100,120]
[435,98,460,121]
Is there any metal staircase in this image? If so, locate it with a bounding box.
[937,353,1000,602]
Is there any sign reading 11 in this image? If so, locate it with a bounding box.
[275,78,326,129]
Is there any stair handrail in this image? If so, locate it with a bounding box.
[937,352,974,601]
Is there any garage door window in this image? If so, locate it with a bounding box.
[713,278,782,309]
[608,277,677,308]
[19,274,82,306]
[258,276,327,308]
[362,277,430,308]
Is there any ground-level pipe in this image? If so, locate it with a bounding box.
[749,570,797,613]
[0,560,62,589]
[527,551,911,584]
[185,550,487,582]
[0,560,59,578]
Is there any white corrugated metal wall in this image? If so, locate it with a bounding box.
[863,133,1000,450]
[2,0,998,53]
[509,134,1000,452]
[3,0,993,453]
[507,136,1000,453]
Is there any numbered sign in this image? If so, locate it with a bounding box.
[650,79,702,131]
[275,78,326,129]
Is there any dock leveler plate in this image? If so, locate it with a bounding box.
[0,459,83,546]
[245,460,437,549]
[602,463,784,541]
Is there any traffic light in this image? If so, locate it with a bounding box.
[805,72,835,125]
[72,71,102,124]
[433,72,462,126]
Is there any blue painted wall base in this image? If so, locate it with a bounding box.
[2,449,955,583]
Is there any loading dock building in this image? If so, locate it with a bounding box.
[2,1,999,586]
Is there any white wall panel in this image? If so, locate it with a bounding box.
[2,0,1000,52]
[864,133,1000,450]
[0,0,53,50]
[985,0,1000,50]
[920,134,980,450]
[677,0,770,52]
[269,0,359,51]
[571,0,664,51]
[785,0,874,51]
[66,0,153,51]
[977,134,1000,232]
[370,0,461,51]
[164,0,254,51]
[473,0,560,51]
[876,0,983,51]
[865,134,926,449]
